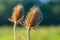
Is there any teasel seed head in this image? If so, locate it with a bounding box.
[24,6,43,28]
[8,4,24,23]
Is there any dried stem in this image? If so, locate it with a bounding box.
[27,27,31,40]
[13,21,17,40]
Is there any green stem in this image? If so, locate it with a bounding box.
[27,27,31,40]
[14,21,17,40]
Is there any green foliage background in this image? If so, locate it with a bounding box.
[0,0,60,40]
[0,0,60,25]
[0,25,60,40]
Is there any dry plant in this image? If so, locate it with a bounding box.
[24,6,43,40]
[8,4,24,40]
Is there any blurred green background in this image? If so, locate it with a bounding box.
[0,0,60,25]
[0,0,60,40]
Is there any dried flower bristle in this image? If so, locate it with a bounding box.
[24,6,43,28]
[11,4,24,23]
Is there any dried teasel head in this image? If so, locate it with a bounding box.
[9,4,24,23]
[24,6,43,28]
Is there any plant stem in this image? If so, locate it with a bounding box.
[14,21,17,40]
[27,27,31,40]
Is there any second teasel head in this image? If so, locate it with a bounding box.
[24,6,43,28]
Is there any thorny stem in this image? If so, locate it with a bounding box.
[14,21,17,40]
[27,27,31,40]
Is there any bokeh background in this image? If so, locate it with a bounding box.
[0,0,60,40]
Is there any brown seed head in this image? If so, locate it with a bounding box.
[11,4,24,23]
[24,6,43,28]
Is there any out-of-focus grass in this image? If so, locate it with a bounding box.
[0,25,60,40]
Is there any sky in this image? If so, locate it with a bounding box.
[39,0,50,4]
